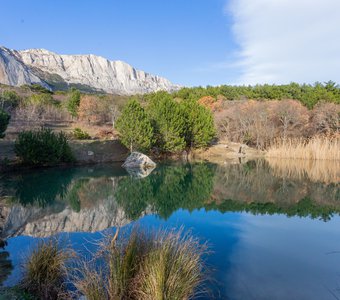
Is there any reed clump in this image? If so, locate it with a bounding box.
[135,230,207,300]
[20,228,208,300]
[73,227,208,300]
[21,239,74,300]
[266,136,340,160]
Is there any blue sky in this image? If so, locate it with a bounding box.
[2,0,340,86]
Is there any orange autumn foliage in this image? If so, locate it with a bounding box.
[197,96,223,112]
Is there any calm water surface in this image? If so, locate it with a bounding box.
[0,160,339,299]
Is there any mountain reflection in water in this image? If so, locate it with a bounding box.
[0,159,340,299]
[0,159,339,239]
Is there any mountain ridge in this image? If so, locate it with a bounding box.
[0,46,180,95]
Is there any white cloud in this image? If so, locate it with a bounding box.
[227,0,340,84]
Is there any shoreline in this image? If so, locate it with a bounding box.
[0,139,265,172]
[2,138,339,173]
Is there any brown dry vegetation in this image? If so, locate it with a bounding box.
[266,136,340,160]
[2,87,126,140]
[214,99,339,150]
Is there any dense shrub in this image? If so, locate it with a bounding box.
[197,95,223,111]
[72,127,91,140]
[0,108,10,138]
[28,93,55,105]
[14,128,74,165]
[0,90,21,110]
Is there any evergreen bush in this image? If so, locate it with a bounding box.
[15,128,74,165]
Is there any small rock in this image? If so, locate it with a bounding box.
[87,151,94,156]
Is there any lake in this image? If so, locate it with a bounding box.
[0,159,340,299]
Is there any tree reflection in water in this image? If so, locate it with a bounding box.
[0,239,13,286]
[1,160,339,222]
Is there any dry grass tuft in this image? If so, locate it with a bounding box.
[73,227,208,300]
[106,229,152,299]
[73,262,107,300]
[266,136,340,160]
[21,239,74,300]
[135,229,207,300]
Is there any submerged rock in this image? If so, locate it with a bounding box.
[122,152,156,170]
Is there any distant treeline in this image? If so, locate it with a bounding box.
[173,81,340,108]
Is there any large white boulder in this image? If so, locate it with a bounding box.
[122,152,156,169]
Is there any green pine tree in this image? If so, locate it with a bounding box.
[146,92,187,152]
[66,88,81,117]
[182,100,216,148]
[116,98,154,152]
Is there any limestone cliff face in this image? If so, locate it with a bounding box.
[0,198,136,238]
[0,46,180,94]
[0,47,48,87]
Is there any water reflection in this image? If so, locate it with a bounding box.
[1,160,340,298]
[266,158,340,184]
[115,163,215,219]
[0,160,339,240]
[211,160,340,221]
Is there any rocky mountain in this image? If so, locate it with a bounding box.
[0,47,48,88]
[0,46,180,94]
